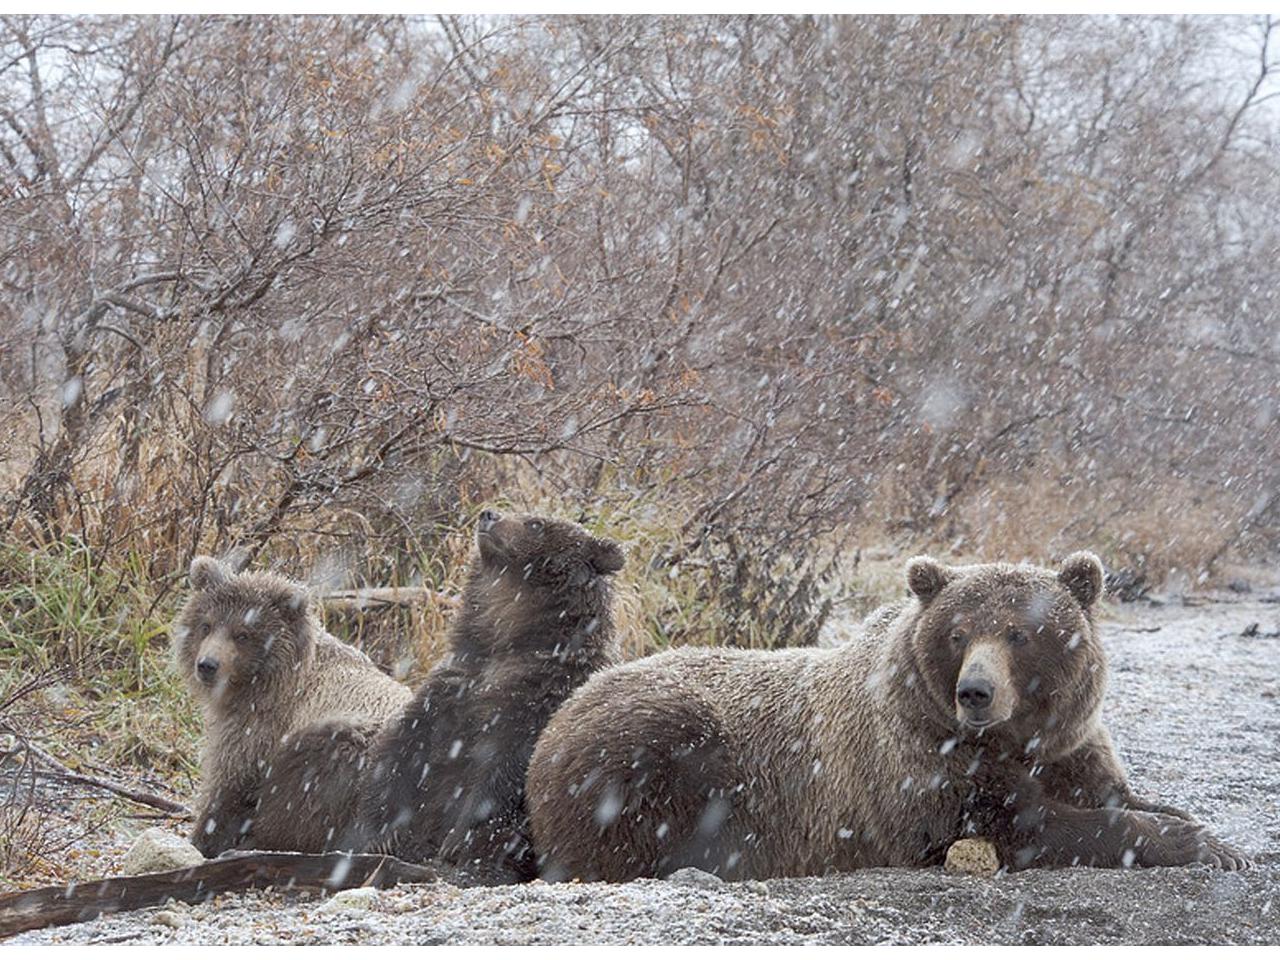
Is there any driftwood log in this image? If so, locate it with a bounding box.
[0,851,445,939]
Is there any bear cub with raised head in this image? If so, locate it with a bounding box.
[526,551,1247,881]
[174,556,411,857]
[355,509,624,883]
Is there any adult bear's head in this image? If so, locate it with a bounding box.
[903,551,1107,759]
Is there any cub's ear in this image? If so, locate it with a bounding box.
[1058,551,1104,609]
[189,555,230,591]
[278,581,314,621]
[905,555,950,604]
[589,540,626,576]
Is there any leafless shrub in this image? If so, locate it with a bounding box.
[0,14,1277,647]
[0,665,110,885]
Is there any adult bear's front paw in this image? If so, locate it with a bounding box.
[1139,814,1250,870]
[1122,792,1197,822]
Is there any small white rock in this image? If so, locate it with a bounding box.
[668,867,724,888]
[318,886,382,913]
[151,909,189,929]
[120,829,205,875]
[944,837,1001,877]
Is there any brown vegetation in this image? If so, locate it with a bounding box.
[1,13,1278,889]
[4,15,1277,612]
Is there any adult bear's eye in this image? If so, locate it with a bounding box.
[1008,629,1029,647]
[526,519,543,532]
[196,623,211,639]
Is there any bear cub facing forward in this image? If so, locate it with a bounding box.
[527,551,1247,881]
[174,556,411,856]
[356,509,624,883]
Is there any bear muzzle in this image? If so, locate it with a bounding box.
[475,509,512,565]
[478,508,501,534]
[954,641,1016,729]
[957,676,994,712]
[195,632,238,691]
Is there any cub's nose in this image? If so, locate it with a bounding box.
[196,657,220,683]
[957,677,993,710]
[478,509,501,532]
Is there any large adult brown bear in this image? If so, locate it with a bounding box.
[526,552,1248,881]
[173,556,411,857]
[354,509,624,883]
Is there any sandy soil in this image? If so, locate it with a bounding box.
[10,594,1280,945]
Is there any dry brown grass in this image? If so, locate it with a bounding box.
[860,452,1248,580]
[952,467,1240,587]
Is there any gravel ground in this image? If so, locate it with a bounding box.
[11,594,1280,945]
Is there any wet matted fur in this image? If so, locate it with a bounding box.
[526,552,1247,881]
[173,556,411,856]
[355,510,624,882]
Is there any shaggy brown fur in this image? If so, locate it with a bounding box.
[174,556,411,856]
[526,552,1247,881]
[355,510,624,883]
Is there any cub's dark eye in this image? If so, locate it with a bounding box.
[1008,629,1029,647]
[525,519,543,532]
[234,632,252,645]
[948,631,966,648]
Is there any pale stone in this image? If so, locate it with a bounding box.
[120,828,205,875]
[151,908,189,928]
[668,867,724,888]
[945,837,1001,876]
[318,886,382,913]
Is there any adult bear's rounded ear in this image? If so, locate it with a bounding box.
[590,539,626,576]
[190,555,230,591]
[1058,551,1104,609]
[905,556,950,604]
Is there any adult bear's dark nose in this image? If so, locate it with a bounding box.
[197,657,219,683]
[957,677,993,710]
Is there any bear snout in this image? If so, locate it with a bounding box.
[476,511,519,566]
[194,633,237,691]
[954,641,1015,728]
[196,656,220,684]
[957,676,993,711]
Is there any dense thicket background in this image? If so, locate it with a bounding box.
[2,13,1279,881]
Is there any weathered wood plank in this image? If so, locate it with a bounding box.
[0,851,444,939]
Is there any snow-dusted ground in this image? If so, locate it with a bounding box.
[12,595,1280,945]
